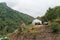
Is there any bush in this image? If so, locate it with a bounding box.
[2,36,9,40]
[2,38,9,40]
[50,22,59,33]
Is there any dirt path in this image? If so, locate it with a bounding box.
[8,25,60,40]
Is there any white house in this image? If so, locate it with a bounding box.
[32,19,42,25]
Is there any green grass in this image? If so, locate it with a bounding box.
[21,25,40,33]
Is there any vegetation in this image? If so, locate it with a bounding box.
[50,23,59,33]
[37,6,60,22]
[0,2,34,35]
[20,25,40,33]
[0,2,60,40]
[44,7,60,21]
[2,37,9,40]
[37,6,60,33]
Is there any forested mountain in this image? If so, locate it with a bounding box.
[0,2,34,35]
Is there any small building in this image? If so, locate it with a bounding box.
[32,19,42,25]
[43,22,48,25]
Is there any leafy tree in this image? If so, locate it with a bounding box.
[50,23,59,33]
[37,6,60,22]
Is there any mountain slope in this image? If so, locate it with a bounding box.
[9,25,60,40]
[0,2,34,35]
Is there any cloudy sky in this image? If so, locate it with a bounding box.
[0,0,60,18]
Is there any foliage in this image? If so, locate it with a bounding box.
[2,38,9,40]
[37,6,60,22]
[50,23,59,33]
[37,16,47,22]
[0,2,34,35]
[45,7,60,21]
[37,6,60,33]
[2,37,9,40]
[45,8,56,21]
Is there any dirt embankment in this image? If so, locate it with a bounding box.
[8,25,60,40]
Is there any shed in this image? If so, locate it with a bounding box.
[32,19,42,25]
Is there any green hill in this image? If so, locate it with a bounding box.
[0,2,34,35]
[44,6,60,21]
[37,6,60,22]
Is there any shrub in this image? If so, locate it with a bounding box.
[2,37,9,40]
[2,38,9,40]
[50,22,59,33]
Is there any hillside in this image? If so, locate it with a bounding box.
[8,25,60,40]
[45,6,60,21]
[37,6,60,22]
[0,2,34,35]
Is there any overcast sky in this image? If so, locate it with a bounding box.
[0,0,60,18]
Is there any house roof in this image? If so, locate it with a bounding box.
[32,19,42,23]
